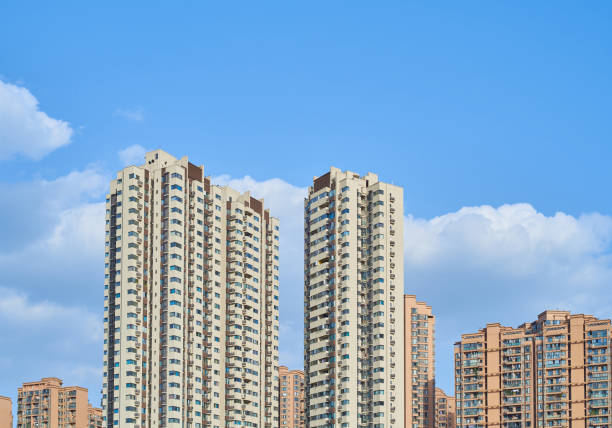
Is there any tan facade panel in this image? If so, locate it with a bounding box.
[0,395,12,428]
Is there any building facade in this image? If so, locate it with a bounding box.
[0,395,12,428]
[454,311,612,428]
[89,404,104,428]
[16,377,100,428]
[279,366,305,427]
[102,150,280,428]
[434,388,455,428]
[404,295,436,428]
[304,167,405,428]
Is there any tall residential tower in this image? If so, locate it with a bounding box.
[103,150,280,428]
[304,167,405,428]
[279,366,305,428]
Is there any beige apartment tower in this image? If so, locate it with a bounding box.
[103,150,280,427]
[404,295,436,428]
[0,395,12,428]
[16,377,101,428]
[455,311,612,428]
[304,167,405,427]
[279,366,305,427]
[434,388,455,428]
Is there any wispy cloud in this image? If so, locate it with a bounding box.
[113,107,144,122]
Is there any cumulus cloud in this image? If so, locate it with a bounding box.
[113,107,144,122]
[118,144,147,166]
[404,203,612,313]
[0,79,73,160]
[404,203,612,393]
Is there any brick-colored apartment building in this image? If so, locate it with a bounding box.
[88,404,103,428]
[279,366,305,427]
[455,311,611,428]
[16,377,102,428]
[435,387,456,428]
[404,295,436,428]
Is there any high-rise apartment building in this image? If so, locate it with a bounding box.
[434,388,455,428]
[454,311,612,428]
[103,150,280,428]
[0,395,12,428]
[279,366,305,427]
[304,167,405,428]
[404,295,435,428]
[15,377,101,428]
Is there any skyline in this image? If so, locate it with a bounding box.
[1,1,612,418]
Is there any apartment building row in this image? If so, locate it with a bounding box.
[94,151,607,428]
[0,377,103,428]
[301,167,612,428]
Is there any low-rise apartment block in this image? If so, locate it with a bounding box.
[279,366,305,427]
[455,311,612,428]
[88,404,103,428]
[404,295,435,428]
[434,387,455,428]
[16,377,102,428]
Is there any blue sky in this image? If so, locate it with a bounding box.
[1,1,612,410]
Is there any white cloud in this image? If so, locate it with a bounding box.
[404,203,612,309]
[114,107,144,122]
[0,79,73,160]
[118,144,147,166]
